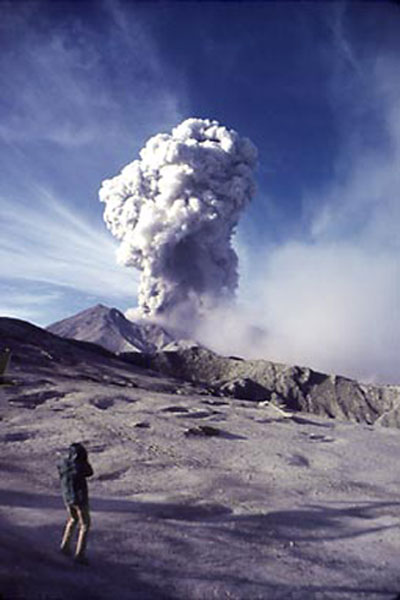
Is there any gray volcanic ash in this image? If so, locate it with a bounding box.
[2,315,400,600]
[99,117,257,329]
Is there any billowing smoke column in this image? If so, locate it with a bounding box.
[99,118,257,325]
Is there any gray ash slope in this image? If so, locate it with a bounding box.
[47,304,174,354]
[3,316,400,599]
[0,316,201,401]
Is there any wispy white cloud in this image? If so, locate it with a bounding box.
[326,2,362,76]
[0,185,138,309]
[0,287,63,324]
[0,1,183,148]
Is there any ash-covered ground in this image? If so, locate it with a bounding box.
[1,316,400,600]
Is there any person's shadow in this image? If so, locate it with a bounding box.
[1,488,400,599]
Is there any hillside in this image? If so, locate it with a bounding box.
[2,317,400,599]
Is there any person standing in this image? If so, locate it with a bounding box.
[58,443,93,564]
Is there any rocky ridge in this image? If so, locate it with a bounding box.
[121,346,400,426]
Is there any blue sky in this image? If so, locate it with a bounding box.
[1,1,399,382]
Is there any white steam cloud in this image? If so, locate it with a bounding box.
[99,118,257,325]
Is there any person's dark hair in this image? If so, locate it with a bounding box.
[68,443,88,461]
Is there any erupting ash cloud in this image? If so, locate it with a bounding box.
[99,118,257,324]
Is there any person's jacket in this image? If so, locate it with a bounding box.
[58,444,93,506]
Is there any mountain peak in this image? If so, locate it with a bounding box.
[47,304,175,354]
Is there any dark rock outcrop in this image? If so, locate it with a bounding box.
[218,378,269,401]
[184,425,222,437]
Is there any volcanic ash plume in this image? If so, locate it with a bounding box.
[99,118,257,325]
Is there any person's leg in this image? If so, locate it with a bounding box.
[60,505,78,554]
[74,504,91,561]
